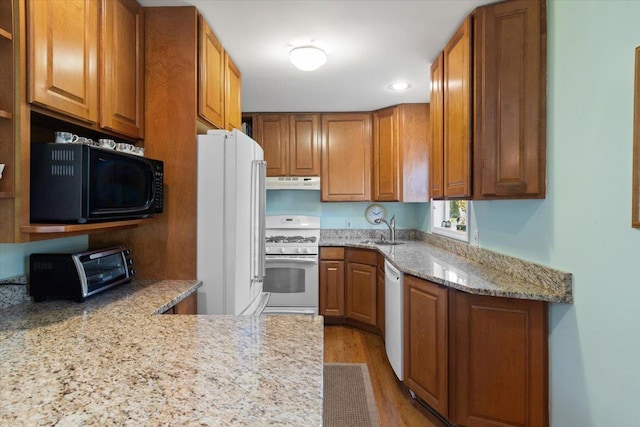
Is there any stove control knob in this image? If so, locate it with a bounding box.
[301,247,309,254]
[280,248,286,254]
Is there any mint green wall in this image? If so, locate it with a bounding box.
[471,2,640,425]
[266,190,427,230]
[0,236,88,279]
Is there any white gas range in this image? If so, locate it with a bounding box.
[263,216,320,315]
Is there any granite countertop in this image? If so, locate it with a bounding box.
[321,234,572,303]
[0,280,324,426]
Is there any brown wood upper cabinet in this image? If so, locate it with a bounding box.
[100,0,144,139]
[430,0,546,200]
[430,53,445,199]
[473,0,546,199]
[373,104,430,202]
[443,16,472,198]
[225,52,242,131]
[28,0,99,124]
[256,113,320,177]
[198,18,242,132]
[321,113,372,202]
[28,0,145,138]
[198,14,225,129]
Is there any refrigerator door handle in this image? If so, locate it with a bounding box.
[250,160,267,283]
[258,160,267,280]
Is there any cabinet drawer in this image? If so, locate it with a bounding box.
[346,248,377,266]
[320,247,344,260]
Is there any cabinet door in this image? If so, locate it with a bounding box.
[198,15,224,129]
[29,0,98,123]
[321,113,372,201]
[473,0,545,199]
[319,260,345,317]
[258,114,289,176]
[289,114,320,176]
[443,16,472,198]
[404,275,449,417]
[224,53,242,131]
[451,291,548,427]
[101,0,144,138]
[430,54,445,199]
[373,106,400,201]
[346,261,376,325]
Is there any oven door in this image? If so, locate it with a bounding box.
[263,255,318,312]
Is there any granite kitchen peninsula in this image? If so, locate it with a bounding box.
[0,280,324,426]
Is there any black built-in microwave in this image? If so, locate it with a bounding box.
[30,143,163,223]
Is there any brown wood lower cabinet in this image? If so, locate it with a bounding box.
[163,292,198,315]
[319,247,345,317]
[346,249,377,326]
[404,275,449,418]
[404,275,548,427]
[450,291,548,427]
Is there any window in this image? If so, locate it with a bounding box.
[431,200,469,242]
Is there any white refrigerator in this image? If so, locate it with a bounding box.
[196,129,270,315]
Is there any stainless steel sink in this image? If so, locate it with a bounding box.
[360,239,404,246]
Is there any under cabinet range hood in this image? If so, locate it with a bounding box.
[266,176,321,190]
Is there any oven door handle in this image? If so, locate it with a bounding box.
[265,257,319,265]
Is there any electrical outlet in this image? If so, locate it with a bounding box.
[472,230,479,246]
[345,220,352,228]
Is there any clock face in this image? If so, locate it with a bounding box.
[365,204,387,224]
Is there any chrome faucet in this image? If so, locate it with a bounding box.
[375,215,396,242]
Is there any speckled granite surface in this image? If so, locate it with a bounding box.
[0,275,29,310]
[321,230,572,303]
[0,280,324,426]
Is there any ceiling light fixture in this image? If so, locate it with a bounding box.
[289,46,327,71]
[388,82,411,91]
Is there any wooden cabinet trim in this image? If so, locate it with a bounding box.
[346,248,377,266]
[320,247,345,260]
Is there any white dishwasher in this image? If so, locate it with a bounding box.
[385,260,404,380]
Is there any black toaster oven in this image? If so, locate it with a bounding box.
[29,246,135,302]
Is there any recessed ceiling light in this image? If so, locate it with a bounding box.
[388,82,411,91]
[289,46,327,71]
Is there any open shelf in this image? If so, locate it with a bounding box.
[0,191,14,198]
[21,218,155,236]
[0,109,13,119]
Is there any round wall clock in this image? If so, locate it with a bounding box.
[365,203,387,224]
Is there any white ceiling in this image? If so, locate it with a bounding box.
[138,0,494,112]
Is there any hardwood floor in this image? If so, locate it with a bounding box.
[324,325,448,427]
